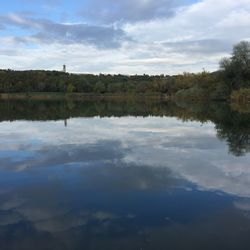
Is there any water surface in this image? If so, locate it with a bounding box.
[0,100,250,250]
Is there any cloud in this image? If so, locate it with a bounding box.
[80,0,190,23]
[0,48,19,56]
[0,14,128,49]
[162,39,233,55]
[32,23,127,49]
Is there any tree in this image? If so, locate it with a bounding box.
[94,81,106,93]
[67,83,75,93]
[220,41,250,90]
[232,41,250,69]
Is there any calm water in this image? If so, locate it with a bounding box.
[0,100,250,250]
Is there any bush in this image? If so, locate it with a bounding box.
[231,88,250,103]
[174,85,207,101]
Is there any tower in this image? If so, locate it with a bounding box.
[63,65,66,73]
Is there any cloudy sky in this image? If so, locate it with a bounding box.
[0,0,250,74]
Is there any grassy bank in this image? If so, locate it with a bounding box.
[0,92,168,101]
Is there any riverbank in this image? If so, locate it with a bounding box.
[0,92,168,101]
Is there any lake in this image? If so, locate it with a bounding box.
[0,99,250,250]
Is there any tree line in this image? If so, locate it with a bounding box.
[0,41,250,102]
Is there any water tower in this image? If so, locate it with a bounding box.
[63,65,66,73]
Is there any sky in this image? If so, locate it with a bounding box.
[0,0,250,75]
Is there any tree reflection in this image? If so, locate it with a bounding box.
[0,99,249,156]
[216,113,250,156]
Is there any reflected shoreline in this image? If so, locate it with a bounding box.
[0,99,249,156]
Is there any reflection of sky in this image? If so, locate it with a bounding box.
[1,117,250,249]
[1,117,250,197]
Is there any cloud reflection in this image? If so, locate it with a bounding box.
[0,117,250,199]
[1,116,250,248]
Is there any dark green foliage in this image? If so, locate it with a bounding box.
[0,69,218,98]
[0,68,237,101]
[231,88,250,103]
[219,41,250,91]
[0,70,161,94]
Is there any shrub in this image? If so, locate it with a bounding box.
[231,88,250,103]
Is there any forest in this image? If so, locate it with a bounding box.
[0,41,250,103]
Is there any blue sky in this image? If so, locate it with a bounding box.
[0,0,250,74]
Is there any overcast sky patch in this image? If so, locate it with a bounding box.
[0,0,250,74]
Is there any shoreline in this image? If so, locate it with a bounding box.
[0,92,168,101]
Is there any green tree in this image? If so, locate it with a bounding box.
[67,84,75,93]
[94,81,106,93]
[220,41,250,90]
